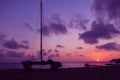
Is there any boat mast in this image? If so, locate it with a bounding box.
[40,0,43,61]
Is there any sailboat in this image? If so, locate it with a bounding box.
[22,0,62,71]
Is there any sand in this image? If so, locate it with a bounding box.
[0,65,120,80]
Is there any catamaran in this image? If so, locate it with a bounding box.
[22,0,62,71]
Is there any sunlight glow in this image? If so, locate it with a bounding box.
[97,59,100,62]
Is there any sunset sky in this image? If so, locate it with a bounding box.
[0,0,120,62]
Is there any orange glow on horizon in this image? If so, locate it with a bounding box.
[96,59,100,62]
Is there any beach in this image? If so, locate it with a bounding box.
[0,65,120,80]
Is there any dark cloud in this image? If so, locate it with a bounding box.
[93,0,120,19]
[79,54,84,57]
[40,23,67,36]
[50,23,67,35]
[42,26,51,36]
[0,32,30,50]
[48,53,60,59]
[66,53,72,57]
[56,44,65,48]
[37,49,47,57]
[48,54,54,59]
[0,49,26,58]
[2,39,29,49]
[54,49,59,53]
[0,49,6,57]
[48,49,52,53]
[22,40,29,45]
[6,50,25,57]
[96,42,120,51]
[37,49,60,58]
[68,13,89,30]
[45,48,60,59]
[38,13,67,36]
[55,53,60,57]
[79,19,120,44]
[24,23,33,31]
[76,47,83,49]
[0,53,6,57]
[0,32,6,42]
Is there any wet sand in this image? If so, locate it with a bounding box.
[0,65,120,80]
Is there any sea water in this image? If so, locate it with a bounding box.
[0,62,107,70]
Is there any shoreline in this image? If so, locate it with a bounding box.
[0,61,107,70]
[0,65,120,80]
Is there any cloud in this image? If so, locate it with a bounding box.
[40,23,67,36]
[48,53,60,59]
[6,50,25,57]
[37,49,47,57]
[0,49,6,57]
[41,26,51,36]
[24,23,33,31]
[79,19,120,44]
[0,53,6,57]
[0,49,26,58]
[96,42,120,51]
[48,49,52,53]
[66,53,73,57]
[93,0,120,19]
[55,53,60,57]
[68,13,89,30]
[0,32,30,50]
[37,49,60,58]
[22,40,29,45]
[0,32,6,42]
[79,54,84,57]
[38,13,67,36]
[76,47,83,49]
[2,39,29,49]
[56,44,65,48]
[54,49,59,53]
[50,23,67,35]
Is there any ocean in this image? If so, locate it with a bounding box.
[0,62,107,70]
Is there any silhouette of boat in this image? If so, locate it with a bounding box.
[22,0,62,71]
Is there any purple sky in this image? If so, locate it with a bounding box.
[0,0,120,62]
